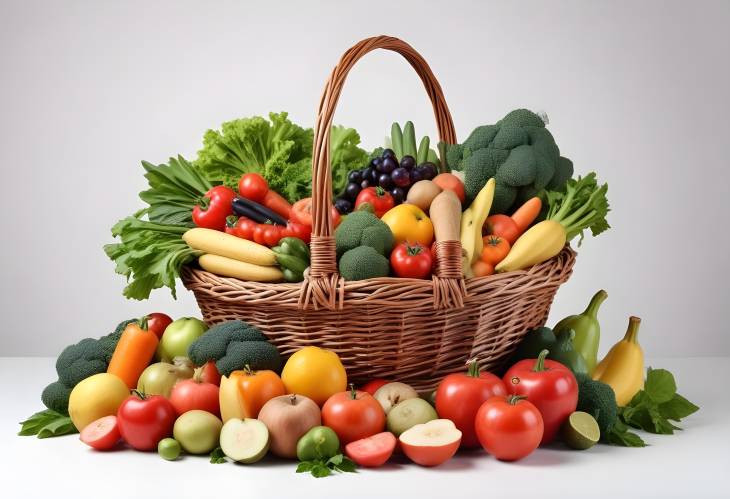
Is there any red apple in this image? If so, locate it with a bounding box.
[257,394,321,458]
[169,370,220,417]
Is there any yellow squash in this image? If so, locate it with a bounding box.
[183,228,276,266]
[460,178,496,275]
[495,219,566,272]
[593,316,644,406]
[198,254,283,282]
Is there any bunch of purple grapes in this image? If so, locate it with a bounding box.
[334,149,438,214]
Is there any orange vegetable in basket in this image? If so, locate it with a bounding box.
[107,318,159,389]
[511,197,542,233]
[219,367,286,422]
[472,260,494,277]
[480,235,510,265]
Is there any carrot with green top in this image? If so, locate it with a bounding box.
[511,197,542,233]
[107,317,159,389]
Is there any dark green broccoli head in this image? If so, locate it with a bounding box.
[446,109,572,213]
[338,246,390,281]
[187,320,280,376]
[41,381,72,415]
[335,211,394,258]
[575,373,618,437]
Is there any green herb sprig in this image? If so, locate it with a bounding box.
[296,454,356,478]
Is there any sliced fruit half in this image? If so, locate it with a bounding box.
[219,418,270,463]
[399,419,462,467]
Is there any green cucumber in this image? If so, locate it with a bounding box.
[390,123,404,159]
[282,268,304,283]
[417,136,430,165]
[275,253,308,274]
[278,237,310,261]
[402,121,417,159]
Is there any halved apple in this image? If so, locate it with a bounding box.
[399,419,462,467]
[219,418,270,464]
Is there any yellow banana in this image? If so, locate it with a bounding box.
[460,178,496,275]
[593,316,644,406]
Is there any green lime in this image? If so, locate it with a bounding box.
[296,426,340,461]
[158,437,182,460]
[562,411,600,450]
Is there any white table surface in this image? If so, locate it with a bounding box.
[2,357,727,498]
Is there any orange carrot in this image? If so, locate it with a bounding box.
[511,197,542,232]
[107,317,159,389]
[262,190,293,219]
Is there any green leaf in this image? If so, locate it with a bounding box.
[18,410,77,438]
[310,464,331,478]
[644,368,677,404]
[659,393,700,421]
[326,454,343,466]
[333,456,357,473]
[606,420,646,447]
[209,447,227,464]
[37,416,77,439]
[296,461,315,473]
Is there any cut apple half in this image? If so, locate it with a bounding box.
[219,418,270,464]
[399,419,462,467]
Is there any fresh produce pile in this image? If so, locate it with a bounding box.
[20,297,698,471]
[104,109,608,299]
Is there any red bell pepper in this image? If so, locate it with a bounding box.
[502,349,578,444]
[193,185,237,231]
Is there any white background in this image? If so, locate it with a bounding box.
[1,0,728,358]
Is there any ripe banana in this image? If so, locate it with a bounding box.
[593,316,644,406]
[460,178,496,275]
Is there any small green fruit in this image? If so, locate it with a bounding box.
[158,438,181,461]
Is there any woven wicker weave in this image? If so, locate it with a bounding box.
[182,36,576,391]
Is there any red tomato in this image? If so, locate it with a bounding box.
[321,387,386,445]
[117,391,176,451]
[291,198,341,228]
[192,186,237,231]
[253,224,268,245]
[484,214,520,245]
[434,362,508,448]
[79,415,121,451]
[199,361,221,386]
[146,313,173,340]
[169,377,220,417]
[502,350,578,444]
[284,221,312,244]
[263,224,284,247]
[390,242,433,279]
[345,432,396,467]
[360,379,389,395]
[355,187,395,218]
[238,173,269,203]
[475,395,544,461]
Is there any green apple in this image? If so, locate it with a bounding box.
[157,317,207,362]
[173,410,223,455]
[386,398,438,437]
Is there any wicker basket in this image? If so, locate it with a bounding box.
[182,36,576,391]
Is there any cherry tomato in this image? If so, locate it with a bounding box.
[291,198,341,228]
[484,214,520,245]
[192,186,237,231]
[435,362,508,448]
[117,391,176,451]
[169,376,220,417]
[345,431,396,467]
[475,395,544,461]
[146,313,173,340]
[472,260,494,277]
[480,235,511,265]
[360,379,389,395]
[502,350,578,444]
[253,224,268,245]
[237,218,257,240]
[263,224,284,247]
[79,415,121,451]
[199,361,221,386]
[321,386,386,445]
[355,187,395,218]
[284,220,312,244]
[390,242,433,279]
[238,173,269,202]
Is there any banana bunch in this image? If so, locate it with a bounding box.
[593,316,645,406]
[460,178,496,277]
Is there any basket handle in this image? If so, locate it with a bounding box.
[304,36,461,309]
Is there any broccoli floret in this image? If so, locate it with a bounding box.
[575,373,618,438]
[41,381,72,414]
[215,340,282,376]
[338,246,390,281]
[447,108,572,213]
[187,320,281,376]
[41,318,136,414]
[335,211,394,258]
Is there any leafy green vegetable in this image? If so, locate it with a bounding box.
[19,409,78,439]
[605,419,646,447]
[209,447,227,464]
[544,172,610,245]
[139,155,212,226]
[104,213,200,300]
[619,367,699,435]
[296,453,356,478]
[194,112,368,203]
